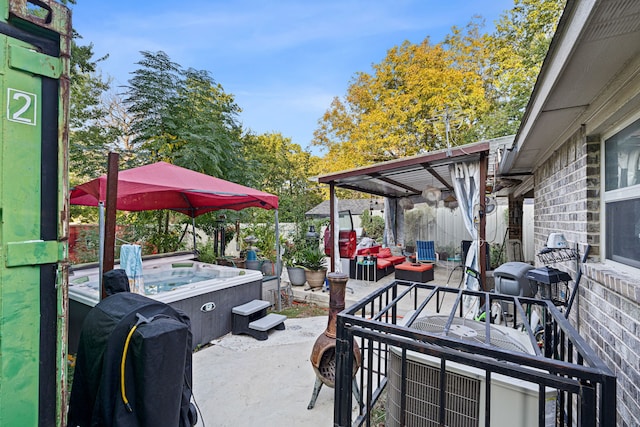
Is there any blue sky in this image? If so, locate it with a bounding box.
[71,1,514,153]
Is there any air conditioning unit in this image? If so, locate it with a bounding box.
[386,315,555,427]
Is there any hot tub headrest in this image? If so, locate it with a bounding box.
[103,268,130,296]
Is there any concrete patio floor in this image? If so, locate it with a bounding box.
[191,262,464,427]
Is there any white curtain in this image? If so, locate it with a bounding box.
[396,205,405,247]
[449,161,480,317]
[384,198,406,247]
[383,198,396,247]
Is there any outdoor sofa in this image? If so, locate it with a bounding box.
[349,246,406,281]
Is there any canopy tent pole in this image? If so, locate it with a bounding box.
[98,201,105,295]
[191,213,197,255]
[275,209,281,311]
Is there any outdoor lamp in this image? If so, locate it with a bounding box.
[306,225,319,242]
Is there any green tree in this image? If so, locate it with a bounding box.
[120,51,258,252]
[441,17,498,142]
[68,31,121,224]
[68,35,117,183]
[361,209,385,242]
[171,68,246,179]
[243,132,323,223]
[486,0,565,135]
[123,50,183,165]
[123,51,247,181]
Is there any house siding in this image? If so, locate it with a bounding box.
[533,127,640,426]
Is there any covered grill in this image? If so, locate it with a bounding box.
[493,261,537,297]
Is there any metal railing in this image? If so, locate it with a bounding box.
[333,281,616,426]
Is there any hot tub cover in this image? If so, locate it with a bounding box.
[70,161,278,216]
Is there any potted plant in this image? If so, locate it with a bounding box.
[247,223,279,276]
[283,241,307,286]
[298,244,327,289]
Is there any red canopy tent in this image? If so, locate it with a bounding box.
[70,161,282,308]
[70,161,278,214]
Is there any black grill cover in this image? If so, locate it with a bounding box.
[68,292,196,427]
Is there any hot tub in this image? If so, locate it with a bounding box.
[68,254,263,352]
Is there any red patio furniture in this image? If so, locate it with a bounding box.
[395,262,434,283]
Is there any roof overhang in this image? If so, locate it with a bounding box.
[501,0,640,177]
[318,141,491,199]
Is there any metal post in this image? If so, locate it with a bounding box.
[275,209,281,311]
[479,152,488,290]
[98,201,104,296]
[191,215,197,255]
[334,314,354,426]
[102,152,119,301]
[329,184,336,273]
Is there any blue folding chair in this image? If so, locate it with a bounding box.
[416,240,437,263]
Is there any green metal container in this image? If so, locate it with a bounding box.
[0,1,70,426]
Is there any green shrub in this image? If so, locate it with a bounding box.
[297,245,327,270]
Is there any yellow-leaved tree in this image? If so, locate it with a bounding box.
[313,23,491,174]
[312,1,565,174]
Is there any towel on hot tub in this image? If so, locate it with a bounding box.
[120,244,144,294]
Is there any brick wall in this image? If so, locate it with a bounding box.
[534,127,598,257]
[533,127,640,426]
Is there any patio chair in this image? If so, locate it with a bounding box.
[416,240,437,263]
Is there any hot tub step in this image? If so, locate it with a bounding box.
[232,299,271,316]
[232,300,285,340]
[249,313,286,332]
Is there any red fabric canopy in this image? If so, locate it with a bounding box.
[70,161,278,217]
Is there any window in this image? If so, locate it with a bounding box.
[604,117,640,268]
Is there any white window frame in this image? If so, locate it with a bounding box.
[601,111,640,273]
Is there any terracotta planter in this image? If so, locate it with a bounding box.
[287,266,307,286]
[305,269,327,289]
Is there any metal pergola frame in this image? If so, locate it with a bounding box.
[317,141,491,288]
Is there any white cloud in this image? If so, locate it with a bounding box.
[72,0,515,148]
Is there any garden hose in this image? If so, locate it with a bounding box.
[120,313,154,413]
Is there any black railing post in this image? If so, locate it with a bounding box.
[580,380,596,427]
[334,314,354,427]
[600,376,617,426]
[438,358,447,425]
[391,283,397,322]
[399,349,407,426]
